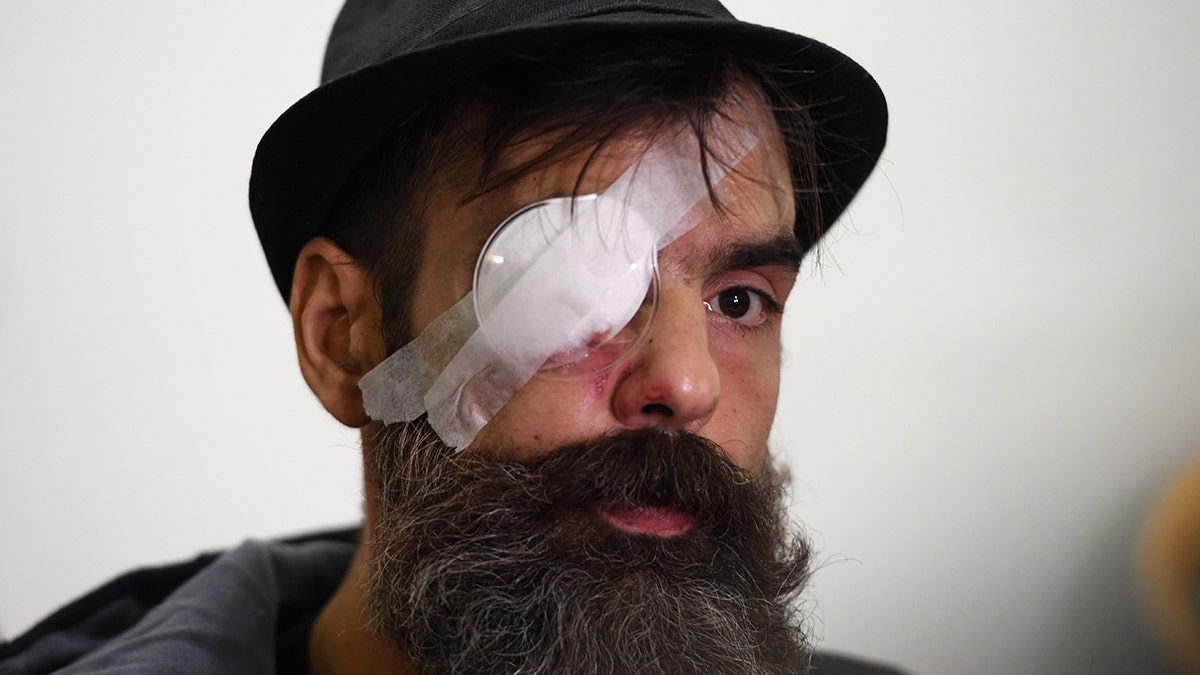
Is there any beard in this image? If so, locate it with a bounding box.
[363,419,814,675]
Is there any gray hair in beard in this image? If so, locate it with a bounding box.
[363,419,814,675]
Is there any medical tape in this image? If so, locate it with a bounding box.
[359,124,761,449]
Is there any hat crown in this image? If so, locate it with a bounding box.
[324,0,735,83]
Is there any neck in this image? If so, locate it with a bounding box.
[309,431,420,675]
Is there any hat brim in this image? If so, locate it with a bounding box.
[249,15,888,302]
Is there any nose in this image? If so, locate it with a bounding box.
[610,279,720,432]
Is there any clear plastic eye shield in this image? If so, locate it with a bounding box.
[358,124,760,449]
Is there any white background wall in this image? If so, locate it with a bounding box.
[2,2,1197,673]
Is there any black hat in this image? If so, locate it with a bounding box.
[249,0,888,303]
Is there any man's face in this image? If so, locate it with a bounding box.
[360,88,813,674]
[409,93,798,475]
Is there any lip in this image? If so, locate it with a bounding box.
[594,503,694,537]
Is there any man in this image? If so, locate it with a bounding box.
[1,1,898,673]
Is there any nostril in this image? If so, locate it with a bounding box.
[641,402,674,418]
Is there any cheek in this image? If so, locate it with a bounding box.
[408,249,470,334]
[710,331,782,466]
[409,200,494,334]
[467,372,611,461]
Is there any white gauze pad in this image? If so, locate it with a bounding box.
[359,123,760,449]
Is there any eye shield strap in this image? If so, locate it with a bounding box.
[359,123,760,449]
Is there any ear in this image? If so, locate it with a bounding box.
[291,237,385,428]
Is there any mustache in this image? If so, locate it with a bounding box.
[372,423,797,579]
[391,425,781,528]
[521,429,777,536]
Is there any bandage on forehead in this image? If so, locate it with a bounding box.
[359,123,761,449]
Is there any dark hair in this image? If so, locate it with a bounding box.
[323,37,826,352]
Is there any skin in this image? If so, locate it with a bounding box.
[293,87,798,674]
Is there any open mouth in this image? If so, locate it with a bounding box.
[593,503,695,537]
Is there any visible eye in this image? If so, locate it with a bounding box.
[704,286,775,326]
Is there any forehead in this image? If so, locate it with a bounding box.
[448,84,793,258]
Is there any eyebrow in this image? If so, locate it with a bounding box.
[697,229,804,278]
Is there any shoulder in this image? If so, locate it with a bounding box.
[0,528,356,675]
[811,650,910,674]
